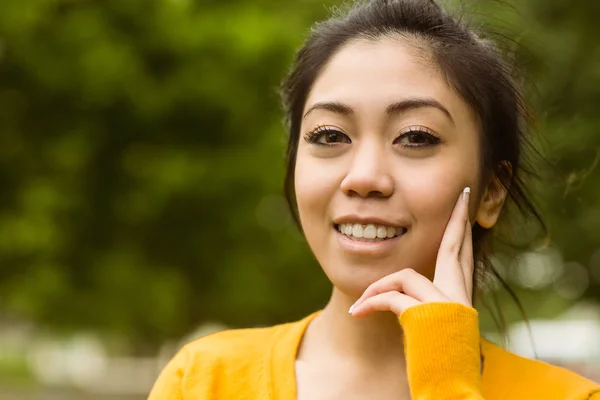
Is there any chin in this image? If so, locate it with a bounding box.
[323,259,406,298]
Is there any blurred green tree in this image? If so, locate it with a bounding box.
[0,0,598,352]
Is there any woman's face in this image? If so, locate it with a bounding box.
[295,37,486,297]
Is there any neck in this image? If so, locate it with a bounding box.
[300,287,406,364]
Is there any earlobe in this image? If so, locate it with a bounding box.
[476,163,511,229]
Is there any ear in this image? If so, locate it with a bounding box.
[476,162,511,229]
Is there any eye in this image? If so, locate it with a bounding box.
[394,127,441,148]
[304,126,351,146]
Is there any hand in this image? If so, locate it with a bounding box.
[349,187,474,318]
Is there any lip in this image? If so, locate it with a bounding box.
[333,214,408,229]
[335,227,405,256]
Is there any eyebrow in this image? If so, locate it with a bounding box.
[302,97,455,125]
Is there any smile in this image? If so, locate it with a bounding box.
[335,223,408,242]
[333,223,407,256]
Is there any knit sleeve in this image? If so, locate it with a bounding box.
[147,345,189,400]
[399,302,484,400]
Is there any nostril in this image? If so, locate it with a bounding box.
[344,189,387,198]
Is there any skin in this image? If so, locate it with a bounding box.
[293,36,507,399]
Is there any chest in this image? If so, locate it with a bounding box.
[295,360,411,400]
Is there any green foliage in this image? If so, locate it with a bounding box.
[0,0,598,350]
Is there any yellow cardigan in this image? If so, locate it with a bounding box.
[148,303,599,399]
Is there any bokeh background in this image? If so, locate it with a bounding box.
[0,0,599,398]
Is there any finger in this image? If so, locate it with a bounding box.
[433,187,471,303]
[353,268,448,309]
[460,217,474,302]
[350,291,421,318]
[436,187,470,264]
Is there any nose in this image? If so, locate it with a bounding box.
[340,141,394,198]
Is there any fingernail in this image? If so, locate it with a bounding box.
[348,305,355,314]
[463,186,471,201]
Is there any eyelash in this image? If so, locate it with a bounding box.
[304,125,349,146]
[394,126,441,147]
[303,125,441,148]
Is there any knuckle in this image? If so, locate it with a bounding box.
[401,268,423,282]
[443,241,460,256]
[391,291,404,301]
[375,291,397,303]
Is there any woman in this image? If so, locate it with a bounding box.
[148,0,600,398]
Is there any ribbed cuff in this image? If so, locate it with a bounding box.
[399,302,483,399]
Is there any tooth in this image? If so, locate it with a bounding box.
[363,224,376,239]
[376,226,388,239]
[352,224,364,238]
[344,224,353,235]
[386,226,396,238]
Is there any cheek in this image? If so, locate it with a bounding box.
[401,160,477,274]
[402,164,469,279]
[401,150,480,224]
[409,175,460,227]
[294,152,338,226]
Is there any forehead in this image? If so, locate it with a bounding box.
[304,37,474,123]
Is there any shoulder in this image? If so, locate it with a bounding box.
[176,314,312,374]
[482,340,600,400]
[181,323,285,365]
[149,319,306,399]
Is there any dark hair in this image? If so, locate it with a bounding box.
[280,0,546,331]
